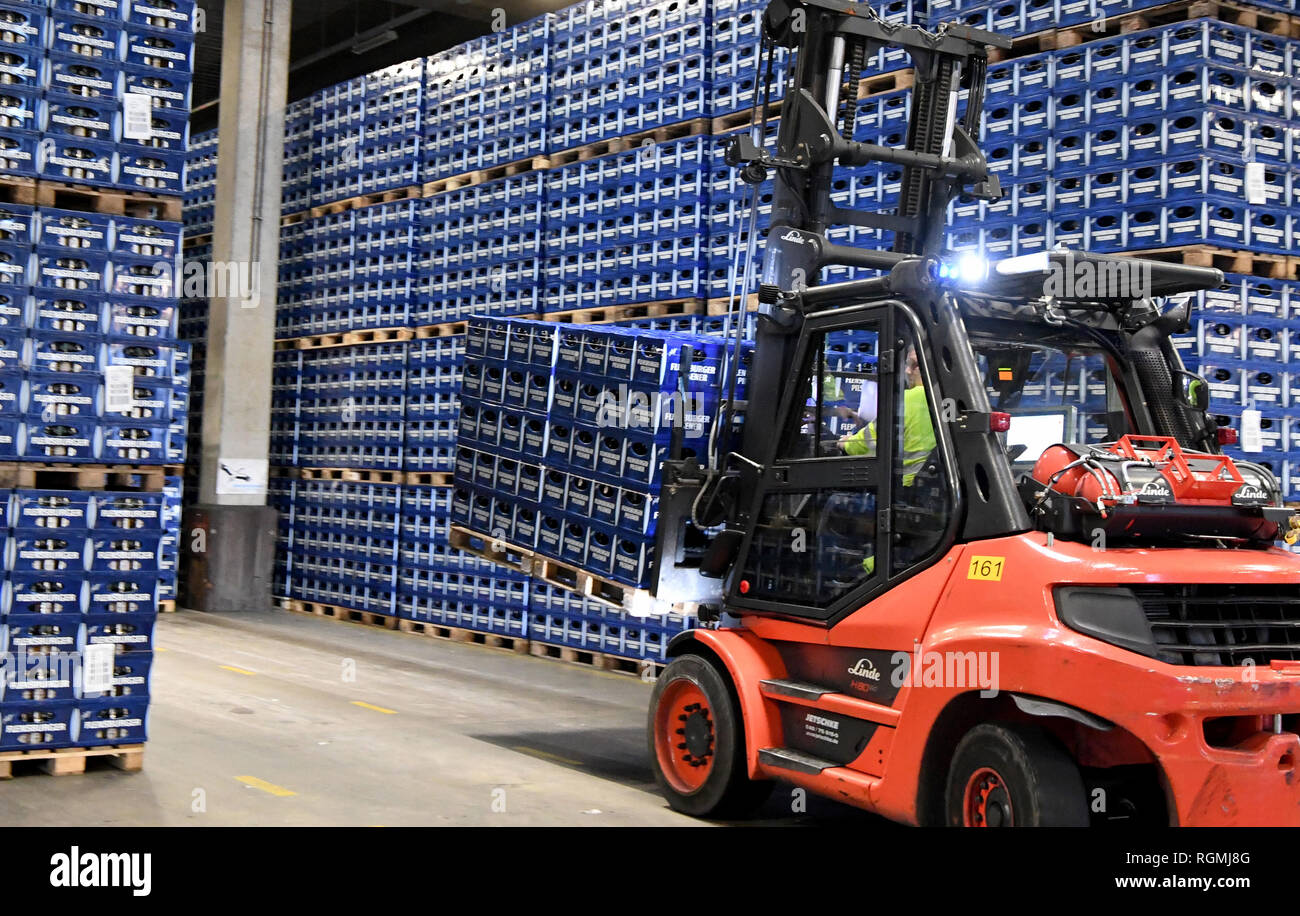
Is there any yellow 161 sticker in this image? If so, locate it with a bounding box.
[967,556,1005,581]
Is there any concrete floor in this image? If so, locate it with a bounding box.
[0,610,877,826]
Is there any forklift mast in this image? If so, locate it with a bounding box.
[730,0,1009,461]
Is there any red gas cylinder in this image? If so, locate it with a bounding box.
[1032,444,1122,502]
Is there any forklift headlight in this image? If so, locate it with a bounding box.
[1053,586,1158,659]
[939,253,988,285]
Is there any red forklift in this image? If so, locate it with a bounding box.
[640,0,1300,825]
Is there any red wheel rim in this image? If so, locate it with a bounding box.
[654,679,716,794]
[963,766,1014,827]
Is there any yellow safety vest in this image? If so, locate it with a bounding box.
[842,385,936,486]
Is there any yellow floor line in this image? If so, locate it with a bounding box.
[513,745,583,767]
[351,700,397,715]
[220,665,256,676]
[236,775,297,797]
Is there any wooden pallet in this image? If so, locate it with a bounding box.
[0,463,168,492]
[33,181,181,221]
[308,185,422,219]
[159,599,176,614]
[397,618,530,654]
[709,67,912,133]
[1113,0,1297,36]
[711,105,781,135]
[1119,246,1297,280]
[295,467,405,484]
[531,554,643,610]
[547,118,712,167]
[0,176,37,206]
[279,327,413,351]
[404,470,455,487]
[289,332,346,350]
[346,327,414,346]
[448,525,535,575]
[412,320,470,339]
[706,293,762,316]
[422,155,551,197]
[0,743,144,779]
[989,0,1299,61]
[450,524,685,615]
[856,67,914,99]
[280,597,401,630]
[985,30,1061,63]
[542,297,705,325]
[527,642,665,679]
[183,232,213,250]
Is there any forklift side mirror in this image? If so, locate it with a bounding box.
[1175,371,1210,411]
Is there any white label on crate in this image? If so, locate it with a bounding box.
[216,458,269,496]
[82,643,115,694]
[1242,408,1263,453]
[123,92,154,141]
[104,365,136,414]
[1245,162,1268,205]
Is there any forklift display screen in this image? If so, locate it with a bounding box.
[1005,410,1071,464]
[971,340,1132,453]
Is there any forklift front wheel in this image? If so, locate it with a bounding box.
[649,654,772,818]
[944,723,1089,827]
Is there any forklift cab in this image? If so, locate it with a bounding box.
[729,300,956,622]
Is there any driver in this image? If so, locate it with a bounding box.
[838,346,936,487]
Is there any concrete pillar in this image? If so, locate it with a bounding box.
[184,0,291,611]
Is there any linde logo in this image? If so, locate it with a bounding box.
[49,847,151,897]
[847,658,881,681]
[1138,479,1172,498]
[1233,483,1270,504]
[780,230,807,244]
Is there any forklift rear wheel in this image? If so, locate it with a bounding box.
[945,723,1089,827]
[649,654,772,818]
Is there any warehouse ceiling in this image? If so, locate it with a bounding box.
[191,0,567,133]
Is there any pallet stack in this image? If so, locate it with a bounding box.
[422,19,550,183]
[929,0,1300,498]
[236,0,928,669]
[0,0,195,771]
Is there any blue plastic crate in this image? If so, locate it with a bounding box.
[80,612,156,653]
[29,330,104,375]
[74,696,150,747]
[94,491,165,531]
[22,417,102,461]
[40,136,119,187]
[49,17,121,62]
[106,295,177,340]
[124,0,196,35]
[25,372,102,420]
[37,208,113,252]
[47,52,124,101]
[0,41,43,88]
[0,126,38,177]
[8,529,92,573]
[124,25,195,75]
[117,146,185,193]
[0,701,77,750]
[0,651,79,703]
[6,575,88,616]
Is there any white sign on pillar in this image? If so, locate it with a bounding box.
[215,458,270,496]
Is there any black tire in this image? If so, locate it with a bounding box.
[647,653,772,819]
[944,722,1089,827]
